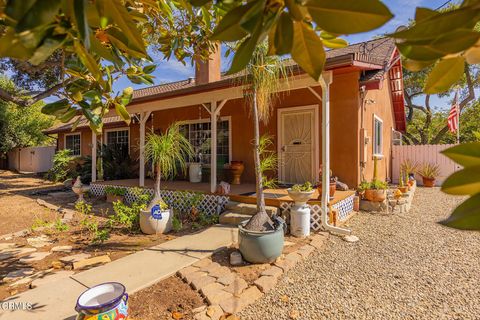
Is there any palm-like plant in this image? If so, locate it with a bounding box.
[242,43,289,232]
[144,123,194,209]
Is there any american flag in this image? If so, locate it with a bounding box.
[447,92,460,133]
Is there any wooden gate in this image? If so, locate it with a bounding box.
[392,144,459,186]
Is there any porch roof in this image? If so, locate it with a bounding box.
[45,38,402,134]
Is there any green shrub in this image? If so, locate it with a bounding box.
[111,188,151,232]
[46,149,75,182]
[54,219,69,232]
[172,212,183,232]
[105,186,127,196]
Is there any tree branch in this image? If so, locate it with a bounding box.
[431,65,475,144]
[0,79,71,107]
[403,131,420,145]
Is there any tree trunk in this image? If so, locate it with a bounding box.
[148,163,162,210]
[244,92,274,231]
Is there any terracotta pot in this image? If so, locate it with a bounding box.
[106,194,123,203]
[398,186,408,194]
[353,196,360,211]
[422,177,436,187]
[364,189,386,202]
[229,161,245,185]
[316,181,336,199]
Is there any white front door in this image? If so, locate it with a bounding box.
[278,106,318,184]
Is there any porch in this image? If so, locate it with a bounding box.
[90,179,356,231]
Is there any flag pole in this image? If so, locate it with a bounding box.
[456,88,460,144]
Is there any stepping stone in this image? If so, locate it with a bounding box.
[3,268,35,282]
[254,275,278,293]
[261,266,283,279]
[51,245,73,253]
[343,235,359,243]
[178,266,200,279]
[217,273,236,286]
[0,247,37,261]
[208,266,231,279]
[297,244,315,259]
[0,243,17,250]
[193,259,212,268]
[200,262,221,273]
[19,251,51,263]
[284,241,295,246]
[73,255,111,270]
[191,275,216,290]
[219,212,251,225]
[9,269,54,287]
[59,253,91,264]
[36,198,59,211]
[31,271,75,288]
[27,235,54,248]
[223,277,248,296]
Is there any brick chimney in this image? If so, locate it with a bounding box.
[195,44,221,85]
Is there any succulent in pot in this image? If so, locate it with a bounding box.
[417,162,440,187]
[104,186,126,203]
[287,182,314,238]
[141,123,194,234]
[358,180,388,202]
[401,159,419,181]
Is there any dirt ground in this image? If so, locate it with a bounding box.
[0,171,64,235]
[0,171,211,301]
[129,275,204,320]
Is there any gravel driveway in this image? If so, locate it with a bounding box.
[240,188,480,319]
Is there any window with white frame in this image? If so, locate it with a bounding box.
[105,129,129,156]
[373,115,383,156]
[179,119,230,166]
[65,133,81,156]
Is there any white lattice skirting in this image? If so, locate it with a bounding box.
[90,182,354,230]
[280,194,355,231]
[90,183,228,216]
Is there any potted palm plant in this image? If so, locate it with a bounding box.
[401,159,418,186]
[237,43,288,264]
[141,123,194,234]
[417,162,440,187]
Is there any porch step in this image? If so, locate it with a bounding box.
[219,212,252,225]
[225,201,278,216]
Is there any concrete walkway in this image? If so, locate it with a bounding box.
[0,225,237,320]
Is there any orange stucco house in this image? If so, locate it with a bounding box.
[46,38,406,193]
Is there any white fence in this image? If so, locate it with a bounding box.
[392,144,459,186]
[8,146,56,173]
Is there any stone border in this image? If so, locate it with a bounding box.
[177,232,329,320]
[359,181,417,214]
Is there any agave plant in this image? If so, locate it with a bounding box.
[144,123,194,210]
[417,163,440,179]
[400,159,419,178]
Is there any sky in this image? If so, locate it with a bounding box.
[114,0,458,110]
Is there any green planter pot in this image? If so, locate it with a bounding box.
[238,218,285,264]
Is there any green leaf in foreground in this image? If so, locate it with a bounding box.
[441,165,480,196]
[306,0,393,34]
[291,21,325,81]
[424,57,465,94]
[441,193,480,230]
[441,142,480,168]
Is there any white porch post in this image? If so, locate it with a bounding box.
[210,101,217,193]
[319,72,351,235]
[139,111,151,187]
[91,130,97,183]
[208,100,228,193]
